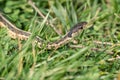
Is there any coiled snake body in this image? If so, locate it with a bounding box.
[0,13,87,49]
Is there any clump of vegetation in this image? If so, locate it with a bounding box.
[0,0,120,80]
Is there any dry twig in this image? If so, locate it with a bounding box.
[69,44,113,54]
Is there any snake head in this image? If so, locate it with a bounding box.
[67,22,87,37]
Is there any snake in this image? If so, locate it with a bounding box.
[0,12,88,49]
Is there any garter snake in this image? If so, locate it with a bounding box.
[0,12,88,49]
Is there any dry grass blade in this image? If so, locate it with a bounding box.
[28,0,61,35]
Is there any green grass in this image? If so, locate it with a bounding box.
[0,0,120,80]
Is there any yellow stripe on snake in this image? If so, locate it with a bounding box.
[0,12,88,49]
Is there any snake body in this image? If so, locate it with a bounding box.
[0,13,87,49]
